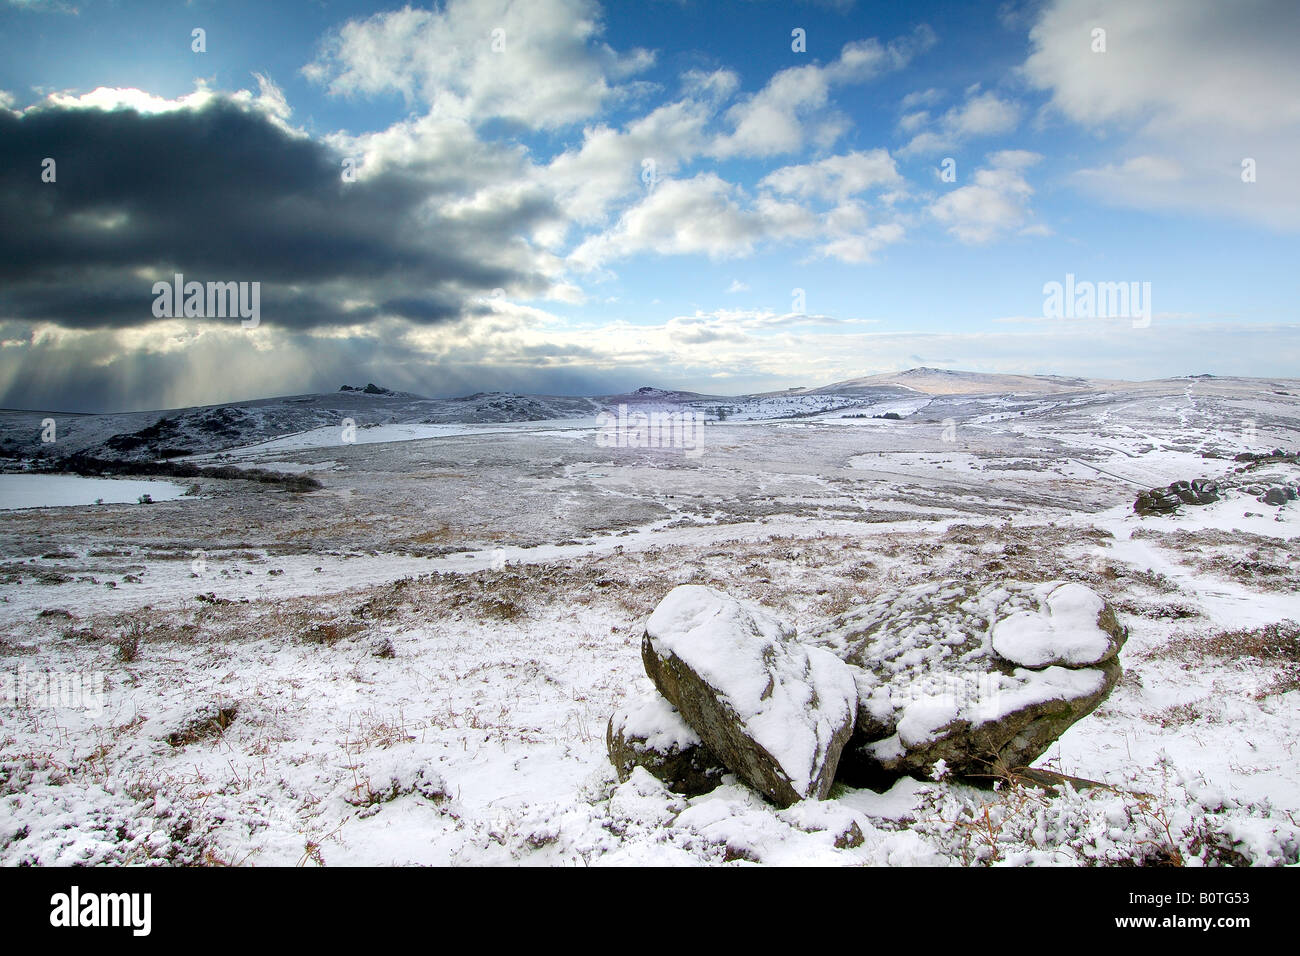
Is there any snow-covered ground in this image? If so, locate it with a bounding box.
[1,376,1297,865]
[190,417,602,459]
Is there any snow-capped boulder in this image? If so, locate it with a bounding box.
[641,585,857,808]
[807,580,1125,785]
[607,687,727,796]
[991,582,1125,668]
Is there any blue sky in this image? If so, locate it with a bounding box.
[1,0,1297,411]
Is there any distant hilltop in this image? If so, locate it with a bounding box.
[805,367,1093,396]
[339,383,393,395]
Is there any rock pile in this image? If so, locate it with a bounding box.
[1134,478,1219,514]
[609,579,1126,804]
[1234,448,1293,463]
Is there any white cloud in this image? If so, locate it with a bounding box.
[4,0,76,11]
[381,308,1300,389]
[565,163,910,269]
[40,86,219,115]
[900,87,945,110]
[1079,154,1183,184]
[986,149,1043,171]
[930,151,1043,243]
[325,111,526,186]
[899,88,1020,155]
[711,61,831,158]
[760,149,901,201]
[305,16,936,284]
[539,98,713,228]
[681,68,740,104]
[751,150,910,264]
[569,173,817,268]
[711,26,935,158]
[1022,0,1300,228]
[31,76,300,134]
[303,0,653,130]
[1024,0,1300,134]
[897,110,931,135]
[949,90,1021,136]
[819,221,906,263]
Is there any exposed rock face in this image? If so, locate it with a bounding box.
[641,585,857,808]
[606,688,727,796]
[806,580,1125,786]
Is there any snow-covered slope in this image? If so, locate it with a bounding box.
[813,367,1094,396]
[0,388,606,462]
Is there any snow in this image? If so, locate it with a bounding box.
[976,665,1109,721]
[613,685,701,752]
[991,583,1116,667]
[645,585,856,798]
[0,474,188,511]
[896,697,961,747]
[208,419,600,457]
[874,665,1110,753]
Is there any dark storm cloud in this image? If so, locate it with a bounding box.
[378,295,468,324]
[0,99,557,329]
[0,318,633,414]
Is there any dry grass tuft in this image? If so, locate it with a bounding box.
[1164,620,1299,665]
[1143,701,1206,729]
[301,620,366,645]
[1133,527,1300,593]
[165,706,238,748]
[1159,620,1300,700]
